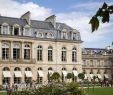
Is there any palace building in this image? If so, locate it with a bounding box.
[0,12,83,86]
[0,11,112,86]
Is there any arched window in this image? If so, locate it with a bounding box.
[2,43,9,60]
[24,44,30,60]
[47,33,53,38]
[48,46,53,61]
[72,47,77,62]
[25,67,31,71]
[38,33,43,38]
[61,47,66,61]
[13,44,20,60]
[3,67,10,71]
[37,45,43,61]
[38,67,43,70]
[48,67,53,70]
[14,67,21,71]
[62,67,66,70]
[73,67,77,70]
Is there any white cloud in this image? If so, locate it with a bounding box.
[0,0,52,20]
[56,12,113,45]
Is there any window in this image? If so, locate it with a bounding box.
[38,33,43,38]
[14,27,19,36]
[2,26,8,35]
[25,67,32,83]
[72,48,77,62]
[48,46,53,61]
[13,44,20,60]
[24,27,29,36]
[25,67,31,71]
[73,33,76,40]
[47,33,53,38]
[24,44,30,60]
[37,45,43,61]
[14,67,21,84]
[2,43,9,60]
[61,47,66,61]
[2,67,10,85]
[62,32,66,39]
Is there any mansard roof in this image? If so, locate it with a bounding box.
[0,16,74,32]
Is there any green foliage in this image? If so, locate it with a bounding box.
[89,2,113,32]
[51,72,60,82]
[12,82,86,95]
[67,73,73,79]
[78,73,85,80]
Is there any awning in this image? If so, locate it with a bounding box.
[62,71,67,77]
[97,74,102,79]
[84,74,88,79]
[90,74,94,79]
[3,71,11,77]
[104,74,109,78]
[73,70,78,76]
[48,70,53,76]
[38,71,44,77]
[25,71,32,77]
[14,71,22,77]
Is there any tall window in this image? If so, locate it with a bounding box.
[37,45,43,61]
[73,33,76,40]
[48,46,53,61]
[24,27,30,36]
[62,32,66,39]
[13,25,19,36]
[72,48,77,62]
[13,44,20,60]
[2,43,9,60]
[2,25,8,35]
[61,47,66,61]
[24,44,30,60]
[14,67,21,84]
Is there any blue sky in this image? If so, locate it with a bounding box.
[0,0,113,48]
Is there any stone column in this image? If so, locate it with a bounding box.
[10,67,14,87]
[21,42,24,60]
[21,67,25,83]
[10,41,13,60]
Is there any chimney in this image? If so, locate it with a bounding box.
[21,11,31,25]
[45,15,56,28]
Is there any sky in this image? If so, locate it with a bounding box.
[0,0,113,48]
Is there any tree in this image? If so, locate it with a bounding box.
[78,73,85,81]
[51,72,60,82]
[67,73,73,82]
[89,2,113,32]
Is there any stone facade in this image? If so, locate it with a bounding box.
[0,12,82,86]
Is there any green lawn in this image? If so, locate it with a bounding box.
[87,87,113,95]
[0,92,6,95]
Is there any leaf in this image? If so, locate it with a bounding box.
[102,2,108,9]
[89,16,99,32]
[102,10,110,23]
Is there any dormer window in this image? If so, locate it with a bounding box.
[73,33,76,40]
[47,33,53,38]
[13,24,20,36]
[38,33,43,38]
[62,32,66,39]
[24,25,30,36]
[14,27,19,36]
[2,23,9,35]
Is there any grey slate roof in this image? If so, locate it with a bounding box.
[0,16,74,32]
